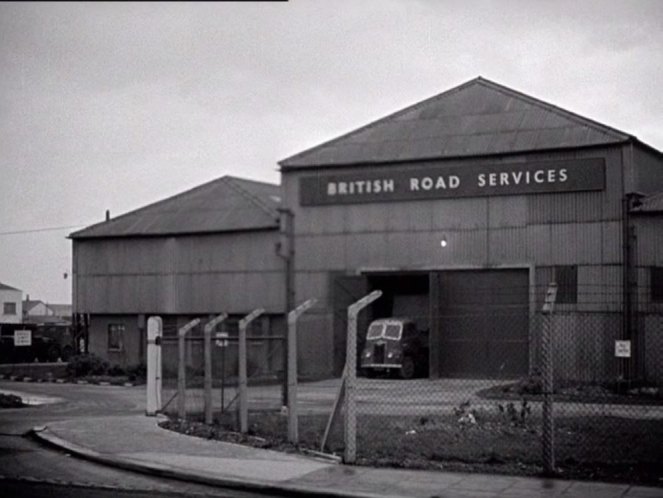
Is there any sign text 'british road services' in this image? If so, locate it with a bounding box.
[299,158,605,206]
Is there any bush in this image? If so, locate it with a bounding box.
[126,362,146,381]
[66,353,109,377]
[108,364,126,376]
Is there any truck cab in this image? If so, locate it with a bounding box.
[360,318,429,379]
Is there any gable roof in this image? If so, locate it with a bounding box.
[70,176,281,239]
[279,76,639,169]
[0,282,20,292]
[23,299,45,311]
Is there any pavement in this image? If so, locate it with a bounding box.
[30,413,663,498]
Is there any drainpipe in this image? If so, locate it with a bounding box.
[622,191,645,385]
[277,208,295,406]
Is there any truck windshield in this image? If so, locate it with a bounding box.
[366,322,402,340]
[384,324,401,339]
[366,323,383,339]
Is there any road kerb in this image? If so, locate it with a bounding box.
[30,426,390,498]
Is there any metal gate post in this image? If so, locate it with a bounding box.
[177,319,200,420]
[345,290,381,464]
[204,314,227,425]
[238,309,265,433]
[287,299,317,444]
[542,283,558,475]
[146,316,162,416]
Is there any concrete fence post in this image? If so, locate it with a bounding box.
[146,316,162,416]
[541,282,558,475]
[177,318,201,420]
[238,309,264,433]
[345,290,381,464]
[204,314,227,425]
[287,298,317,444]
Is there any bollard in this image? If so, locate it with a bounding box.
[146,316,162,416]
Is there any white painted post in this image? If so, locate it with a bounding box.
[238,309,264,433]
[345,290,381,464]
[204,314,227,425]
[287,298,317,444]
[146,316,162,416]
[177,319,201,420]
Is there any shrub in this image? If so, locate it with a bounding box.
[108,364,126,376]
[127,362,147,381]
[66,353,109,377]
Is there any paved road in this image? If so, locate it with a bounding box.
[0,380,265,497]
[164,377,663,419]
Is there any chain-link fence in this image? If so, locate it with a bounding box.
[153,283,663,482]
[159,314,285,426]
[315,284,663,481]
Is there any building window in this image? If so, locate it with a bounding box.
[3,302,16,315]
[554,265,577,304]
[651,267,663,303]
[108,324,125,351]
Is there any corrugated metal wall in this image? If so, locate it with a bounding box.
[284,147,625,305]
[74,230,283,314]
[283,146,631,378]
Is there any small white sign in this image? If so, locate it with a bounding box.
[615,340,631,358]
[14,329,32,347]
[215,332,229,348]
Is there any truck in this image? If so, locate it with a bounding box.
[360,317,429,379]
[0,322,75,364]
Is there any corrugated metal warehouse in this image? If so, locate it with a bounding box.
[70,176,285,366]
[72,77,663,382]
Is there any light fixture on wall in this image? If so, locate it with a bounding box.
[440,236,448,248]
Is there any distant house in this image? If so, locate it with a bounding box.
[0,282,23,324]
[48,304,72,321]
[23,298,52,318]
[22,296,71,325]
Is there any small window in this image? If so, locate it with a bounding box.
[108,324,125,351]
[554,265,577,304]
[3,302,16,315]
[651,267,663,303]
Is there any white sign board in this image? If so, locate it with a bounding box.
[14,329,32,347]
[615,340,631,358]
[215,332,229,347]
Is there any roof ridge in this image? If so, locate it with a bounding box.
[69,176,238,238]
[0,282,20,291]
[475,78,632,142]
[279,76,635,168]
[279,77,483,167]
[223,177,280,220]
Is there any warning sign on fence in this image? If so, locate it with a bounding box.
[615,340,631,358]
[14,329,32,347]
[215,332,229,347]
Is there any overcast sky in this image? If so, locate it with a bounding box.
[1,0,662,304]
